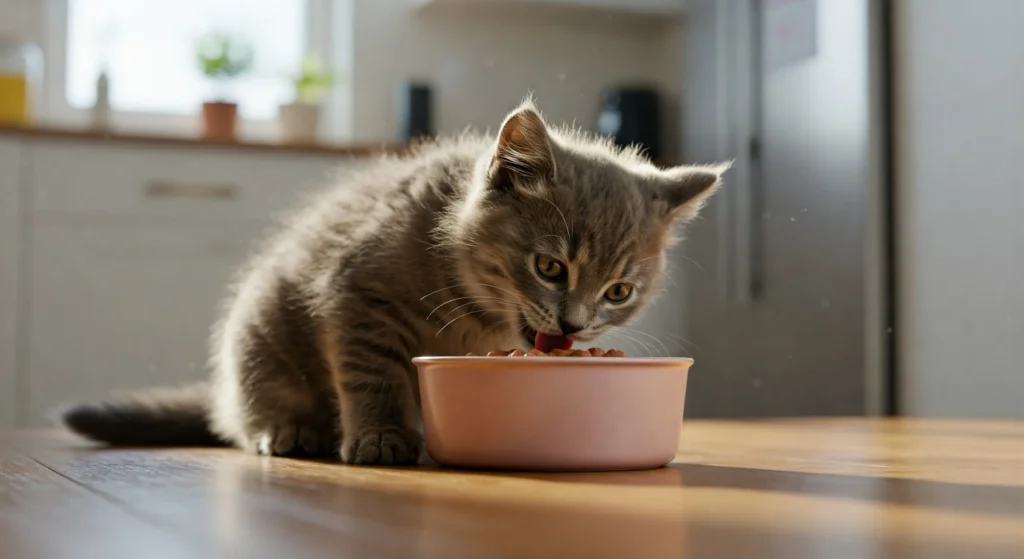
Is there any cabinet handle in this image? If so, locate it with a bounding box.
[145,181,237,200]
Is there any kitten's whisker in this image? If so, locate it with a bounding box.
[653,251,707,278]
[435,309,491,337]
[681,255,707,277]
[643,330,690,356]
[541,196,572,244]
[476,316,526,347]
[426,296,526,320]
[624,328,696,357]
[662,333,700,355]
[529,234,564,245]
[618,330,661,357]
[426,296,478,319]
[478,316,520,338]
[420,282,522,302]
[599,331,633,351]
[514,323,531,343]
[620,327,672,357]
[420,284,465,300]
[419,280,499,301]
[603,330,646,356]
[603,331,652,357]
[470,282,528,302]
[440,299,524,320]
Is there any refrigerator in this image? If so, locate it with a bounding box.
[680,0,891,417]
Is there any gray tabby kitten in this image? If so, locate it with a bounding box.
[62,100,727,465]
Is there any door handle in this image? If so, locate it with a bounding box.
[746,135,764,300]
[145,180,238,200]
[730,136,756,306]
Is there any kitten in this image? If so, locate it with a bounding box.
[61,99,727,465]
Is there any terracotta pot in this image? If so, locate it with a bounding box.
[201,101,238,141]
[278,102,320,144]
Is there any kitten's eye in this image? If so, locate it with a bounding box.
[604,283,634,303]
[535,256,566,281]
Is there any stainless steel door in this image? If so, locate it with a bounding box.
[681,0,888,417]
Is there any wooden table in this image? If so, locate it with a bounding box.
[2,419,1022,558]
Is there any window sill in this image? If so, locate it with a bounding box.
[0,123,402,158]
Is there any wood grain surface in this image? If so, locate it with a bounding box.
[2,419,1022,558]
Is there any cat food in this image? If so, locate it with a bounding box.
[470,348,626,357]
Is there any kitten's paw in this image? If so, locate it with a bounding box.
[255,422,336,457]
[341,426,422,466]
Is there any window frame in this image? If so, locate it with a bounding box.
[40,0,351,141]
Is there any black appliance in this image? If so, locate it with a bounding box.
[597,87,662,161]
[397,82,434,142]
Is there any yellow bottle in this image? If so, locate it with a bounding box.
[0,73,28,124]
[0,38,42,126]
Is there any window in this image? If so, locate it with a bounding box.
[63,0,309,120]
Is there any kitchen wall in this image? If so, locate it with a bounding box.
[0,0,40,41]
[894,0,1024,418]
[348,1,684,144]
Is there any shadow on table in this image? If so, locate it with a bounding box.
[502,463,1024,519]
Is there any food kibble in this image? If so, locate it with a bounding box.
[466,347,626,357]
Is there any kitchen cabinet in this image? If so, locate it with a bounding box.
[28,143,335,220]
[27,219,263,421]
[1,132,364,424]
[0,140,20,426]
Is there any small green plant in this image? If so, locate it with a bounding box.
[196,33,254,85]
[292,53,336,105]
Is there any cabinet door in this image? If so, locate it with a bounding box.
[26,218,264,424]
[30,143,344,219]
[0,140,21,426]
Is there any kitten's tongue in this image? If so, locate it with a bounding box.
[535,332,573,353]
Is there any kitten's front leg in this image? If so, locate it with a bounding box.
[332,324,423,465]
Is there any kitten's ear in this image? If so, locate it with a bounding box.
[656,162,731,222]
[488,102,555,193]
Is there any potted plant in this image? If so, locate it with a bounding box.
[196,34,253,141]
[278,53,335,145]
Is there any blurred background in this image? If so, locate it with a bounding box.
[0,0,1020,426]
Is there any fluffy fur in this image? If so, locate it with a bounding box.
[61,100,728,465]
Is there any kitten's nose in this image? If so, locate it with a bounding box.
[558,318,583,336]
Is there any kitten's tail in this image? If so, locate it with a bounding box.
[59,381,226,447]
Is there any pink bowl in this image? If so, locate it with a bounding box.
[413,356,693,471]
